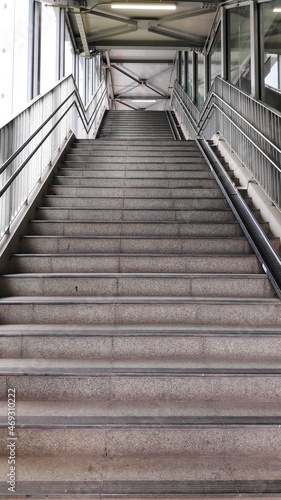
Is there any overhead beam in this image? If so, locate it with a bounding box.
[74,12,90,57]
[103,58,174,64]
[148,26,205,46]
[83,8,138,26]
[111,63,167,98]
[155,7,216,24]
[114,95,165,99]
[91,40,203,49]
[115,99,139,110]
[87,25,137,42]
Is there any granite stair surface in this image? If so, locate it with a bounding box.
[0,111,281,498]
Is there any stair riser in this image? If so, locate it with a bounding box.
[0,301,279,326]
[9,255,261,274]
[43,197,229,210]
[19,237,253,254]
[35,209,236,223]
[0,427,280,457]
[1,334,280,360]
[0,374,280,401]
[47,187,224,198]
[64,156,206,164]
[27,221,244,237]
[53,178,218,188]
[58,169,213,179]
[0,275,273,298]
[71,144,198,151]
[67,150,203,157]
[63,161,208,170]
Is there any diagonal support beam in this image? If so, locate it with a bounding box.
[154,8,216,24]
[87,24,137,42]
[148,26,205,46]
[115,99,139,110]
[111,64,167,98]
[84,8,138,26]
[75,12,90,57]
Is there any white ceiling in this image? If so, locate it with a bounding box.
[49,0,220,110]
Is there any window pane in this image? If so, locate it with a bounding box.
[187,51,193,99]
[196,53,204,109]
[65,25,74,76]
[40,4,58,94]
[210,26,221,86]
[262,0,281,109]
[228,5,251,93]
[0,0,30,125]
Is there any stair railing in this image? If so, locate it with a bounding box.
[171,78,281,211]
[0,76,108,241]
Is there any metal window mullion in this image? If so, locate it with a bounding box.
[177,51,182,84]
[250,0,260,99]
[31,0,42,99]
[221,7,227,81]
[193,52,198,105]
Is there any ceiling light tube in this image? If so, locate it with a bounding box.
[132,99,157,102]
[273,7,281,11]
[111,2,176,10]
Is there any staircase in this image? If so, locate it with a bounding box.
[0,111,281,498]
[97,110,174,140]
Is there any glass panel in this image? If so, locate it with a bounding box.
[65,25,75,77]
[187,51,193,99]
[210,26,221,86]
[78,55,85,104]
[196,53,205,109]
[0,0,30,125]
[262,0,281,110]
[228,5,251,93]
[40,4,58,94]
[181,51,185,88]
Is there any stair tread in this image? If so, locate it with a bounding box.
[0,295,279,304]
[0,455,281,488]
[2,272,268,278]
[2,399,281,417]
[1,358,281,372]
[1,324,280,334]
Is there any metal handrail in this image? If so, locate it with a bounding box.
[197,137,281,298]
[0,75,108,240]
[171,78,281,210]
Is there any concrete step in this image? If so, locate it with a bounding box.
[9,253,262,274]
[0,273,274,298]
[97,135,175,140]
[63,160,208,169]
[27,220,245,237]
[52,177,219,188]
[19,235,255,254]
[47,186,226,198]
[67,150,203,158]
[64,155,205,164]
[35,208,237,223]
[1,357,281,400]
[42,195,234,210]
[0,296,279,325]
[1,454,281,495]
[58,168,213,179]
[71,143,199,151]
[1,419,281,457]
[75,139,196,145]
[1,324,281,359]
[3,398,281,419]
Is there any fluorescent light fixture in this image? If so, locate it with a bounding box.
[273,7,281,11]
[132,99,157,102]
[112,2,176,10]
